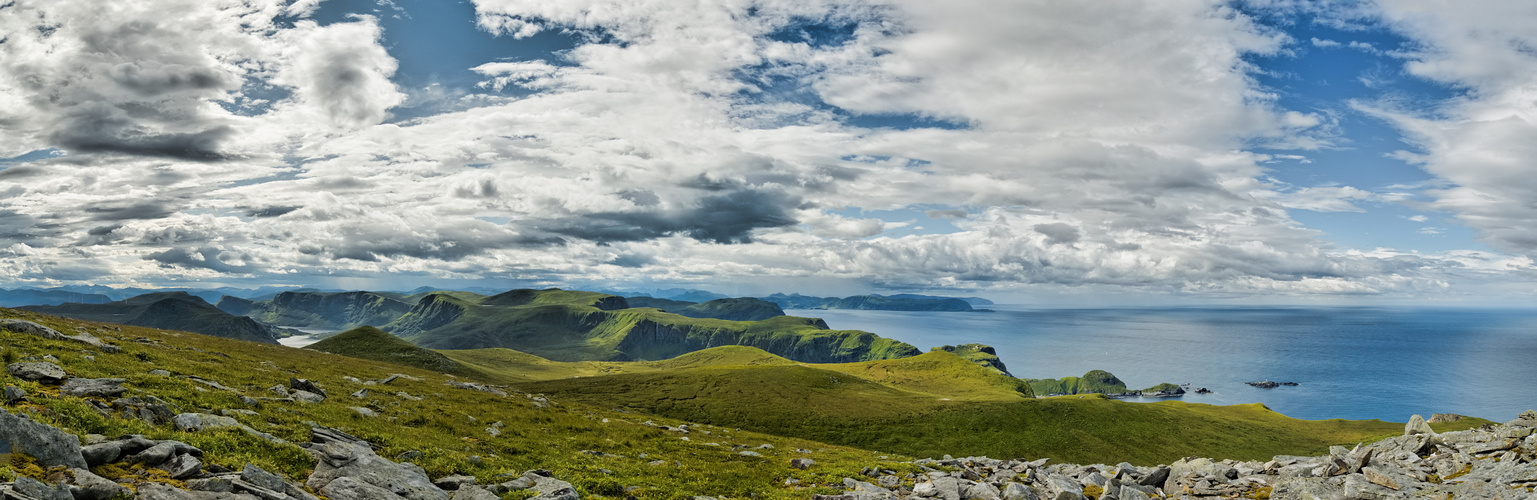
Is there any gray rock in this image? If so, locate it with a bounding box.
[1,319,118,352]
[241,463,287,492]
[1405,414,1434,436]
[7,361,67,382]
[269,385,291,397]
[13,475,72,500]
[435,475,478,491]
[81,441,125,466]
[307,440,449,500]
[174,413,242,432]
[128,440,201,466]
[739,450,762,457]
[161,452,204,479]
[290,378,326,398]
[350,406,379,417]
[292,390,326,403]
[69,467,134,500]
[963,482,1002,500]
[188,477,236,493]
[0,407,87,468]
[5,384,27,403]
[1000,483,1039,500]
[322,476,410,500]
[150,369,173,376]
[1116,486,1151,500]
[61,377,127,397]
[352,388,369,399]
[791,458,816,469]
[451,486,500,500]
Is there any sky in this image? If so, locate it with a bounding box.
[1,0,1535,304]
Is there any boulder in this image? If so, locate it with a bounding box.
[0,407,88,468]
[1000,483,1039,500]
[434,475,478,491]
[7,361,67,382]
[451,486,501,500]
[290,378,327,398]
[1405,414,1434,436]
[61,378,127,397]
[293,390,326,403]
[69,467,134,500]
[791,458,816,469]
[161,453,204,479]
[127,440,201,466]
[5,384,27,404]
[306,440,449,500]
[12,475,73,500]
[174,413,242,432]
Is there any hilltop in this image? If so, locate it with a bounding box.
[1026,370,1187,397]
[384,289,921,363]
[18,292,286,344]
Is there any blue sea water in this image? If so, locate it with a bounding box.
[787,306,1537,422]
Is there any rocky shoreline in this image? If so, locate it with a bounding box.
[815,411,1537,500]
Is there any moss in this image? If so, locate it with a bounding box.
[1444,464,1473,481]
[1245,486,1273,499]
[9,453,46,481]
[1082,484,1103,499]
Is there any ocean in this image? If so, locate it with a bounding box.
[787,306,1537,422]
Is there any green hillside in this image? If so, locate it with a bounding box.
[217,291,413,330]
[306,325,474,376]
[20,292,283,344]
[521,365,1483,465]
[1025,369,1181,396]
[387,289,921,363]
[0,308,913,499]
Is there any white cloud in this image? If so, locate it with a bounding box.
[1311,37,1341,47]
[1362,1,1537,257]
[0,0,1527,299]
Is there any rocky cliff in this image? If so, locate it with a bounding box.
[216,291,414,331]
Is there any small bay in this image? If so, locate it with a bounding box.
[789,306,1537,422]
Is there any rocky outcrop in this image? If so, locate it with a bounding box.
[817,411,1537,500]
[932,344,1011,376]
[0,319,119,352]
[0,407,88,469]
[385,294,472,337]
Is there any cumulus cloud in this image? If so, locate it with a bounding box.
[1359,1,1537,257]
[0,0,1529,299]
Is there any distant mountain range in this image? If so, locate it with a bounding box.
[18,292,288,344]
[760,293,992,312]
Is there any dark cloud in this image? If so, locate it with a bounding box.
[0,165,46,180]
[85,200,178,221]
[49,107,233,161]
[79,224,125,245]
[1033,223,1080,245]
[607,253,657,268]
[926,209,967,219]
[146,246,259,274]
[617,189,660,207]
[306,221,561,262]
[246,206,301,218]
[537,189,799,244]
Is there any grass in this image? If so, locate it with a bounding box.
[0,308,916,499]
[517,364,1491,466]
[386,289,922,363]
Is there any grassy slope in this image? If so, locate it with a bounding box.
[0,308,914,499]
[520,364,1489,466]
[306,326,475,377]
[397,290,920,363]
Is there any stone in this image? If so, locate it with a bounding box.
[1001,483,1039,500]
[161,452,204,479]
[306,440,449,500]
[291,378,327,398]
[1405,414,1434,436]
[1137,466,1169,487]
[1427,413,1466,423]
[452,486,501,500]
[5,384,27,403]
[128,441,201,466]
[150,369,173,376]
[270,385,291,397]
[740,450,762,457]
[293,390,326,403]
[352,406,379,417]
[174,413,242,432]
[914,481,939,497]
[322,476,411,500]
[435,475,478,491]
[963,482,1002,500]
[242,463,288,492]
[69,467,134,500]
[791,458,817,469]
[61,378,128,397]
[81,441,124,466]
[188,477,236,493]
[0,407,88,468]
[1,319,64,338]
[7,361,67,382]
[1361,467,1401,490]
[352,388,369,398]
[13,475,73,500]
